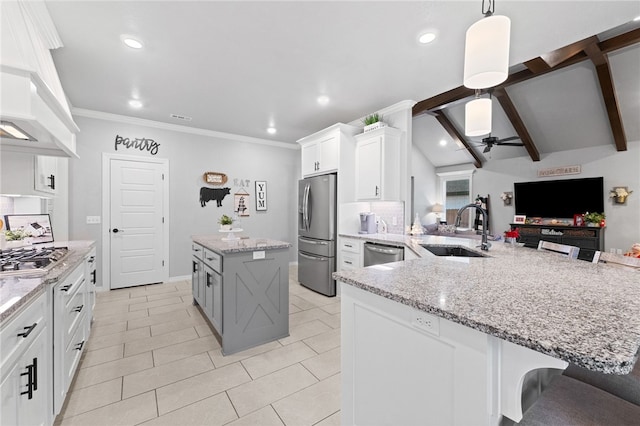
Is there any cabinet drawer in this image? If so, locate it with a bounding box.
[340,239,361,254]
[0,292,47,368]
[192,243,204,259]
[63,287,86,345]
[64,321,87,389]
[340,252,361,270]
[203,248,221,273]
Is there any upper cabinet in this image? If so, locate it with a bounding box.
[298,123,359,178]
[355,126,402,201]
[0,1,79,158]
[34,155,58,194]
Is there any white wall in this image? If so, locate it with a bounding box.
[68,115,300,285]
[411,145,437,224]
[453,141,640,252]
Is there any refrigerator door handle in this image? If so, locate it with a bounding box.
[299,252,329,261]
[299,237,328,245]
[303,184,311,231]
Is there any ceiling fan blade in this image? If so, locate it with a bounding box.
[483,145,491,153]
[497,136,520,143]
[496,142,525,146]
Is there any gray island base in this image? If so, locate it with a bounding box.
[192,235,291,355]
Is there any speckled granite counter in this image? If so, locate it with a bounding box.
[192,234,291,254]
[335,233,640,374]
[0,241,96,324]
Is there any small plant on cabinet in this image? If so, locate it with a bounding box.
[218,214,233,230]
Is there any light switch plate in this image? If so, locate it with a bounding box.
[86,216,101,224]
[253,250,265,260]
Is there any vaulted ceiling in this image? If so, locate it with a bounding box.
[413,19,640,167]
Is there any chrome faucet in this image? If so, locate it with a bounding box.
[455,203,491,251]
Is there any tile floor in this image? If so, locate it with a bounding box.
[55,266,341,426]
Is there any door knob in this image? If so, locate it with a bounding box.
[112,228,121,233]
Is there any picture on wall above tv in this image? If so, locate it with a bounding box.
[514,177,604,219]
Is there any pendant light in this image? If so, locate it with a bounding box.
[465,90,492,137]
[463,0,511,89]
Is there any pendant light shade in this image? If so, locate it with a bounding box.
[465,98,492,137]
[463,15,511,89]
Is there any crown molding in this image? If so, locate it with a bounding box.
[71,108,299,150]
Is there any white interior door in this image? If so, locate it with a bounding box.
[109,157,167,289]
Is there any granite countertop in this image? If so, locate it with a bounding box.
[192,234,291,255]
[335,233,640,374]
[0,241,96,324]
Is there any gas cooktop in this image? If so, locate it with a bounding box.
[0,246,69,277]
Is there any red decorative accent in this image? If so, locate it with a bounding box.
[573,214,585,227]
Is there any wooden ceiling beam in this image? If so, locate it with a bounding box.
[540,36,599,68]
[413,86,474,117]
[584,42,628,151]
[599,27,640,53]
[434,111,483,169]
[493,89,540,162]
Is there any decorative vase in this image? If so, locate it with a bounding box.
[220,224,232,231]
[363,121,387,133]
[587,222,599,227]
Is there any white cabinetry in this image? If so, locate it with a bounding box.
[298,123,359,179]
[338,237,363,271]
[0,292,50,426]
[34,156,58,194]
[355,127,402,201]
[52,263,88,416]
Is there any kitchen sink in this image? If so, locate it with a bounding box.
[420,245,488,258]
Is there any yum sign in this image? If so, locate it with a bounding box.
[255,181,267,211]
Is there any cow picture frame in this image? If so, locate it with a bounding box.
[255,181,267,211]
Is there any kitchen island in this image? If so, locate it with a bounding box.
[191,235,291,355]
[334,234,640,425]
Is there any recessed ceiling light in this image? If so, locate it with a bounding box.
[122,37,143,49]
[129,100,143,108]
[439,139,447,146]
[418,32,437,44]
[634,15,640,22]
[317,95,330,105]
[267,127,277,135]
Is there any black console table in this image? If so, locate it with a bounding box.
[510,223,604,261]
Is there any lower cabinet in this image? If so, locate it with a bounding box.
[0,292,50,426]
[191,242,290,355]
[338,237,363,271]
[513,224,604,261]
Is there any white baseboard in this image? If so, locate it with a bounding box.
[168,275,190,282]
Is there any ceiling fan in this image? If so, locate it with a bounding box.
[478,135,523,153]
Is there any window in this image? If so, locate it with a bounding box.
[437,170,474,227]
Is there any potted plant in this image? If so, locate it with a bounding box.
[362,113,386,132]
[584,212,605,227]
[218,214,233,231]
[609,187,633,204]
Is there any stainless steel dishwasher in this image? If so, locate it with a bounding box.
[363,242,404,266]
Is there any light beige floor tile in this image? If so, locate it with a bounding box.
[148,301,196,316]
[92,309,149,327]
[289,294,319,310]
[208,340,282,368]
[289,308,334,328]
[150,315,207,337]
[296,290,337,307]
[153,335,220,366]
[80,344,124,369]
[319,313,341,329]
[225,405,284,426]
[278,320,332,346]
[96,290,135,302]
[129,296,184,312]
[314,411,341,426]
[155,362,250,415]
[140,392,236,426]
[144,283,182,295]
[126,308,191,330]
[301,347,340,380]
[124,327,199,357]
[90,321,128,338]
[303,328,341,354]
[122,352,213,399]
[72,352,153,390]
[227,363,318,417]
[289,303,302,314]
[319,300,341,315]
[58,391,157,426]
[194,323,214,337]
[146,289,191,302]
[86,327,151,352]
[272,374,341,426]
[95,295,149,309]
[60,377,122,418]
[92,303,132,318]
[241,341,317,379]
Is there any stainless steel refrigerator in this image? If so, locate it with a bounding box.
[298,173,337,296]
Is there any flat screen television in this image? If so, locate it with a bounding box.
[514,177,604,219]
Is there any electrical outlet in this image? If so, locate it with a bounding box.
[392,216,397,226]
[86,216,101,224]
[616,249,623,255]
[412,312,440,335]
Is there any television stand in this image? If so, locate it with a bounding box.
[510,223,604,262]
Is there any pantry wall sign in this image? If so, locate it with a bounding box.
[114,134,160,155]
